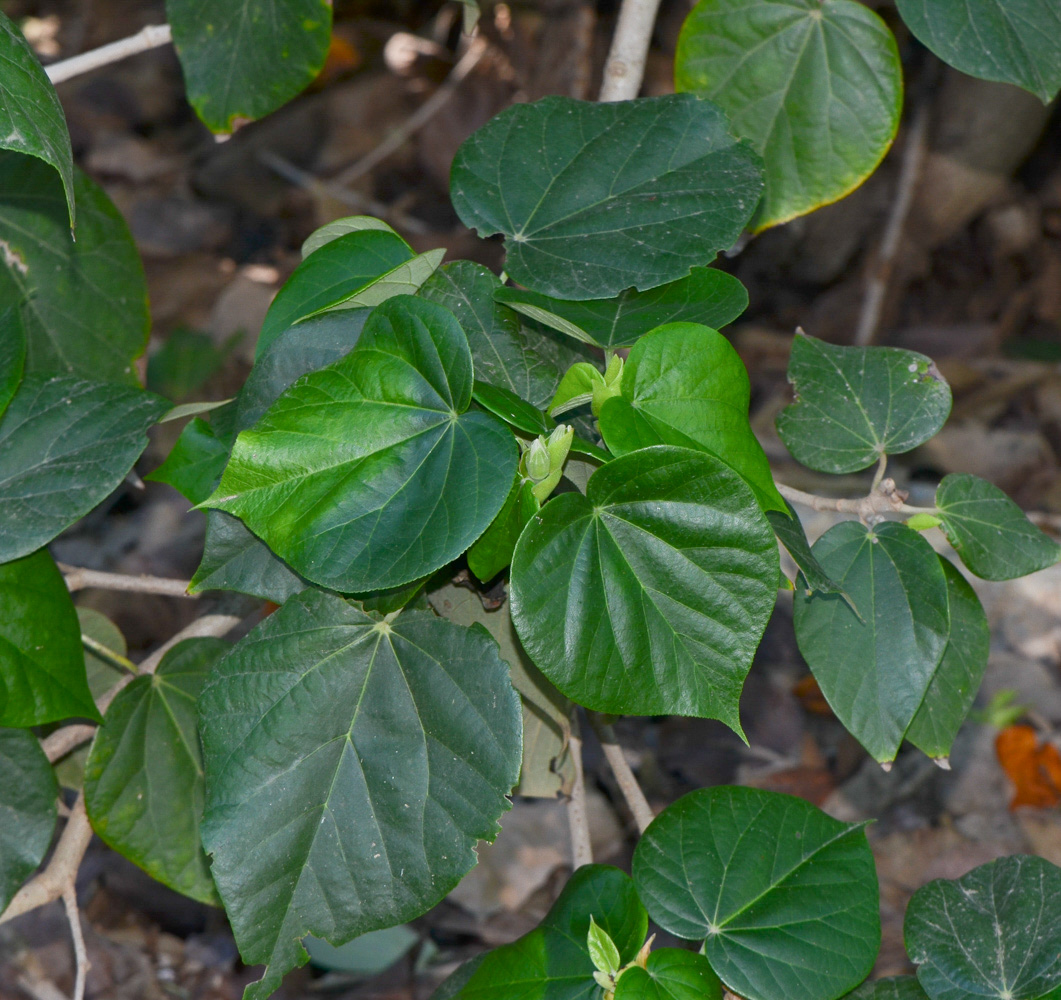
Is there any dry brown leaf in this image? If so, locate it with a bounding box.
[995,724,1061,809]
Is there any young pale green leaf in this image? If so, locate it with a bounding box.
[451,94,764,301]
[0,727,58,912]
[84,638,227,906]
[777,334,952,474]
[676,0,902,230]
[0,376,169,562]
[0,12,74,226]
[442,865,648,1000]
[588,916,622,975]
[198,590,522,1000]
[905,855,1061,1000]
[0,549,98,727]
[204,296,517,592]
[613,950,722,1000]
[494,267,749,350]
[77,607,128,699]
[632,786,879,1000]
[0,154,148,382]
[895,0,1061,103]
[905,557,989,761]
[0,304,24,419]
[510,446,778,731]
[420,262,566,409]
[255,229,413,358]
[145,417,230,505]
[551,363,604,417]
[847,977,930,1000]
[598,323,785,512]
[467,474,539,582]
[767,501,848,599]
[166,0,332,132]
[301,216,399,259]
[793,521,950,762]
[935,473,1061,580]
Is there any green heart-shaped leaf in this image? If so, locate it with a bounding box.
[598,323,784,512]
[199,590,522,1000]
[510,445,778,730]
[633,786,879,1000]
[777,333,952,474]
[676,0,902,230]
[301,216,399,259]
[85,638,228,905]
[451,94,763,300]
[614,950,722,1000]
[0,304,24,420]
[905,855,1061,1000]
[203,295,517,592]
[145,416,230,505]
[793,521,950,762]
[935,473,1061,581]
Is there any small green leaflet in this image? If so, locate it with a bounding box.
[0,303,24,419]
[301,216,399,259]
[935,473,1061,580]
[904,855,1061,1000]
[84,638,228,905]
[632,786,879,1000]
[777,333,952,474]
[614,951,722,1000]
[145,416,230,505]
[451,94,764,300]
[767,500,848,599]
[676,0,902,230]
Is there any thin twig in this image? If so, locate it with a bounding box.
[599,0,663,101]
[567,712,593,869]
[62,886,89,1000]
[61,564,195,598]
[869,454,888,494]
[42,726,97,765]
[46,24,173,85]
[334,36,489,187]
[777,479,930,522]
[588,714,654,834]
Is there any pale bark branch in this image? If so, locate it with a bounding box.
[599,0,663,101]
[46,24,173,85]
[42,726,96,765]
[589,714,654,834]
[61,564,195,598]
[776,478,930,522]
[62,886,89,1000]
[567,712,593,869]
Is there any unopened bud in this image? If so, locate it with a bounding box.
[525,437,551,481]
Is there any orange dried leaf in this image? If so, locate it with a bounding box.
[793,674,833,716]
[995,724,1061,810]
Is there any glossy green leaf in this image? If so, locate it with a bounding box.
[793,521,950,762]
[199,590,522,1000]
[445,865,648,1000]
[204,296,517,593]
[935,473,1061,581]
[767,500,848,598]
[905,557,989,760]
[905,855,1061,1000]
[85,638,226,905]
[167,0,332,132]
[0,11,74,226]
[145,416,230,505]
[0,727,58,912]
[451,94,764,300]
[420,262,566,408]
[255,229,413,358]
[777,334,952,474]
[676,0,902,230]
[0,375,169,562]
[510,446,778,730]
[301,216,399,259]
[614,950,722,1000]
[599,323,784,512]
[0,548,98,727]
[495,267,749,350]
[468,475,539,582]
[633,786,879,1000]
[895,0,1061,103]
[0,153,149,382]
[0,303,24,419]
[848,977,930,1000]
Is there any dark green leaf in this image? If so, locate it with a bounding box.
[0,548,98,726]
[793,521,950,762]
[0,375,169,562]
[421,262,565,408]
[905,855,1061,1000]
[0,154,149,382]
[147,327,237,402]
[598,323,785,511]
[0,303,24,419]
[445,865,647,1000]
[468,474,540,582]
[166,0,332,132]
[935,473,1060,580]
[676,0,902,229]
[0,11,74,226]
[85,638,227,905]
[848,977,929,1000]
[145,417,230,505]
[255,229,413,358]
[510,446,778,730]
[451,94,763,300]
[895,0,1061,103]
[632,786,879,1000]
[767,500,848,598]
[777,334,951,474]
[0,727,58,912]
[495,267,749,350]
[905,556,989,760]
[614,950,722,1000]
[199,590,522,1000]
[204,296,517,593]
